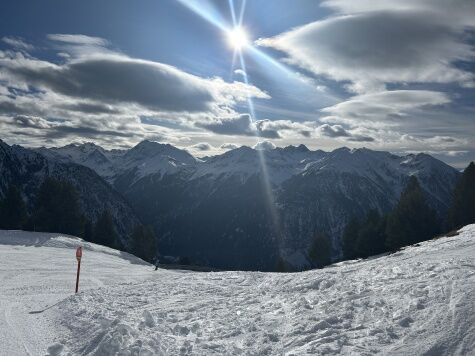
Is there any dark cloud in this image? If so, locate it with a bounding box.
[4,56,215,112]
[317,123,375,142]
[46,125,135,139]
[3,115,135,140]
[317,124,350,138]
[58,102,120,114]
[348,135,375,142]
[198,114,255,136]
[0,100,30,116]
[254,120,282,139]
[198,115,284,138]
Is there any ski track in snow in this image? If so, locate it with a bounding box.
[0,228,474,355]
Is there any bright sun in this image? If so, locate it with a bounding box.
[227,27,249,50]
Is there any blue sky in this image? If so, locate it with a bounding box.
[0,0,474,167]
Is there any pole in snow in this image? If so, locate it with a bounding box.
[75,246,82,293]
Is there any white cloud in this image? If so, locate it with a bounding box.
[47,34,109,46]
[257,1,475,93]
[2,36,34,51]
[253,140,276,150]
[220,143,240,150]
[189,142,214,151]
[0,34,272,148]
[234,69,247,77]
[321,90,450,123]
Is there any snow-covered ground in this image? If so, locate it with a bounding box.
[1,227,474,355]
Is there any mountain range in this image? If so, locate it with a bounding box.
[0,139,140,246]
[26,140,461,270]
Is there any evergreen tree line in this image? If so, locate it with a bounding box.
[0,177,158,263]
[342,162,475,260]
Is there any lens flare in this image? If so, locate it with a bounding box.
[227,27,248,50]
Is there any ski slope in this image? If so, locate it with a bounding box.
[0,227,474,355]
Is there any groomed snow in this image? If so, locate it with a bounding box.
[1,227,474,355]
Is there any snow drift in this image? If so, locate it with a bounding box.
[0,226,474,355]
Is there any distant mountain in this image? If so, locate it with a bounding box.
[0,140,141,245]
[36,140,460,270]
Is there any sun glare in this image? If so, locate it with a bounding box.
[227,27,249,50]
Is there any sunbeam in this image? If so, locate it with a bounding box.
[176,0,228,31]
[178,0,301,249]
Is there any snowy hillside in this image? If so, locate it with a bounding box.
[1,227,474,355]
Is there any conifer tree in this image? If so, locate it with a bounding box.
[448,162,475,229]
[355,210,386,258]
[342,217,360,260]
[308,232,332,268]
[93,210,120,249]
[276,256,289,272]
[131,225,157,262]
[82,219,94,242]
[385,176,439,250]
[34,178,82,235]
[0,184,27,229]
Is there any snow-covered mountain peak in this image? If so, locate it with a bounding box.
[280,144,310,153]
[33,141,460,201]
[125,140,195,162]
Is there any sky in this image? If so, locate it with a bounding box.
[0,0,474,168]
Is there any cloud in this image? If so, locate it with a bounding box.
[316,123,375,142]
[317,124,349,138]
[234,69,247,77]
[0,34,273,148]
[190,142,214,151]
[347,135,375,142]
[2,36,34,51]
[1,53,268,113]
[198,114,282,138]
[321,90,450,123]
[253,140,276,150]
[47,34,109,46]
[198,114,317,139]
[198,114,255,136]
[220,143,240,150]
[257,1,475,93]
[12,115,52,129]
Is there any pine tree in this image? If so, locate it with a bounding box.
[342,217,360,260]
[386,176,439,250]
[0,185,27,229]
[33,178,83,235]
[131,225,157,262]
[276,256,289,272]
[355,210,386,258]
[82,219,94,242]
[93,210,120,249]
[448,162,475,229]
[308,232,332,268]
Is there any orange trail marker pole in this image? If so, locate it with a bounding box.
[75,247,82,293]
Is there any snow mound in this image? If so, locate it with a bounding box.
[0,230,147,265]
[1,226,474,355]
